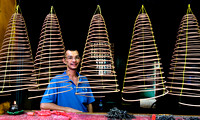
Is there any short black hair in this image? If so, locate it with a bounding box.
[64,49,79,58]
[66,49,78,51]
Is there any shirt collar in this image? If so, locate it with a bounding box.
[63,70,83,82]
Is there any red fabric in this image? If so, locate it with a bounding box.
[0,112,108,120]
[26,112,35,116]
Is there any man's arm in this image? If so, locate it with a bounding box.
[40,103,82,112]
[86,103,93,112]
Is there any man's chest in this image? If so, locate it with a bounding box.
[57,82,88,93]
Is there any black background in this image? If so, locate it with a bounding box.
[18,0,200,83]
[12,0,200,113]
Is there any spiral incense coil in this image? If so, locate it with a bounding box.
[122,5,168,102]
[76,5,119,98]
[168,5,200,107]
[0,5,35,96]
[28,7,68,99]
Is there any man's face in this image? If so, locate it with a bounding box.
[63,50,80,70]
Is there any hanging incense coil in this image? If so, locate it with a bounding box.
[76,5,119,98]
[168,5,200,107]
[122,5,168,102]
[28,7,68,99]
[0,5,35,96]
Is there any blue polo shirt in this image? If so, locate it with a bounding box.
[41,71,95,112]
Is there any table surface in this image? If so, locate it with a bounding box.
[0,112,200,120]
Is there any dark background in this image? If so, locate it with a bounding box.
[10,0,200,114]
[18,0,200,85]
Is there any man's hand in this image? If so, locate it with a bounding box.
[87,104,93,113]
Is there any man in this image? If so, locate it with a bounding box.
[40,50,95,112]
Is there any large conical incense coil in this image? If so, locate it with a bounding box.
[168,5,200,107]
[0,5,35,96]
[76,5,119,98]
[122,5,168,102]
[28,7,69,99]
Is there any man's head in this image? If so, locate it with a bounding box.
[63,50,80,70]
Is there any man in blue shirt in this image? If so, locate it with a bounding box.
[40,50,95,112]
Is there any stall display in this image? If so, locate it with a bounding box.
[168,4,200,107]
[28,6,69,99]
[122,5,168,102]
[0,5,35,104]
[77,5,119,97]
[0,111,199,120]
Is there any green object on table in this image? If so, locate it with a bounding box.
[140,88,155,98]
[7,110,24,115]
